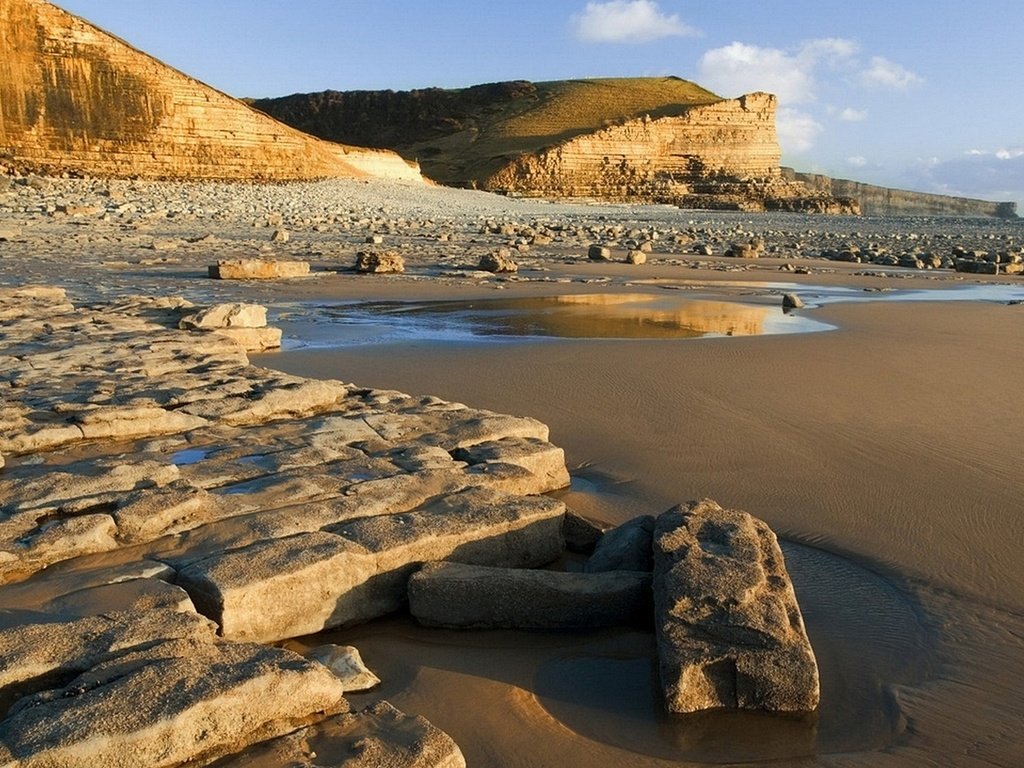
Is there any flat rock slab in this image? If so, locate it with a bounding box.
[652,499,819,714]
[0,639,347,768]
[213,701,466,768]
[177,487,565,642]
[409,561,652,629]
[208,259,310,279]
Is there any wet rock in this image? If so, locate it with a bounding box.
[355,250,405,274]
[307,644,380,692]
[584,514,655,572]
[0,640,346,768]
[653,499,819,713]
[408,561,651,629]
[208,259,310,279]
[782,292,805,310]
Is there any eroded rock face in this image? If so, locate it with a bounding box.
[355,250,406,274]
[0,0,422,182]
[652,499,819,714]
[408,561,651,629]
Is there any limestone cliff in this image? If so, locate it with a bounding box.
[782,169,1018,218]
[0,0,422,182]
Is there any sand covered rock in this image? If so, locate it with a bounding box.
[208,259,311,279]
[653,499,819,713]
[408,561,651,629]
[0,640,347,768]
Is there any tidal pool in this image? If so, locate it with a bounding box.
[279,293,834,349]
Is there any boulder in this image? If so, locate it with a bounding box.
[0,640,347,768]
[625,249,647,265]
[782,293,805,310]
[584,514,655,572]
[408,561,651,629]
[208,259,310,279]
[588,244,612,261]
[355,250,405,274]
[562,511,606,553]
[652,499,819,713]
[479,248,518,273]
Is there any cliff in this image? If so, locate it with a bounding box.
[0,0,422,182]
[253,78,854,213]
[782,169,1018,218]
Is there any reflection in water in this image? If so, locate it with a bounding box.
[287,293,832,349]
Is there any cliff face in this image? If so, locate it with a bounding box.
[485,93,781,199]
[0,0,421,182]
[783,169,1018,218]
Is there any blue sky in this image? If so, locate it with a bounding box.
[56,0,1024,208]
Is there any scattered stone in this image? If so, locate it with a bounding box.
[208,259,310,279]
[307,644,381,692]
[356,250,405,274]
[588,244,612,261]
[408,561,652,629]
[270,227,290,243]
[653,499,819,713]
[625,249,647,265]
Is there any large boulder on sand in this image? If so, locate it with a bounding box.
[208,259,310,279]
[408,561,651,629]
[652,499,819,713]
[584,514,655,572]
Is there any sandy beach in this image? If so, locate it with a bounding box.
[2,177,1023,766]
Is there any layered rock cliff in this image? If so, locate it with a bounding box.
[0,0,421,182]
[782,169,1018,218]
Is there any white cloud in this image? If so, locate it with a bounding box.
[860,56,923,89]
[901,148,1024,207]
[798,37,859,66]
[847,155,868,167]
[776,107,823,154]
[838,107,867,122]
[698,42,815,104]
[571,1,699,43]
[996,148,1024,160]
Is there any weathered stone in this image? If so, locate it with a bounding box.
[0,608,217,706]
[73,404,209,440]
[177,488,564,642]
[409,561,651,629]
[179,303,268,330]
[213,701,466,768]
[208,259,311,279]
[625,249,647,265]
[209,326,283,352]
[0,640,347,768]
[653,499,819,713]
[355,250,405,274]
[479,248,518,273]
[452,436,570,493]
[307,645,381,692]
[585,514,655,572]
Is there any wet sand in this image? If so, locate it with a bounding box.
[259,273,1024,767]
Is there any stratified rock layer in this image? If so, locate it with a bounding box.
[0,0,421,182]
[653,499,819,714]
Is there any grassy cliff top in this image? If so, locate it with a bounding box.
[252,76,722,184]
